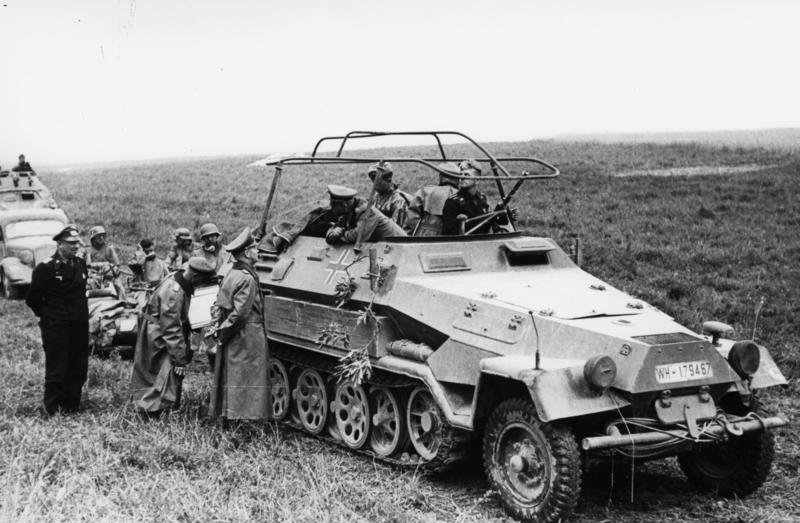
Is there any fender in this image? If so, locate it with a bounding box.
[479,355,630,423]
[715,340,788,389]
[1,257,32,284]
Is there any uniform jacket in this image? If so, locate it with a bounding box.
[210,262,271,420]
[129,250,170,286]
[191,246,229,273]
[407,184,457,236]
[26,252,89,321]
[87,243,121,266]
[12,162,34,173]
[166,244,194,270]
[442,189,491,235]
[372,188,409,229]
[333,197,406,244]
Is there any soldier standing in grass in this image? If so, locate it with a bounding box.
[130,257,216,416]
[209,227,271,422]
[166,227,194,271]
[367,161,409,229]
[25,225,89,415]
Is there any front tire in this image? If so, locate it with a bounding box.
[677,424,774,497]
[483,398,581,523]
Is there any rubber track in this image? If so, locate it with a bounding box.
[271,346,472,472]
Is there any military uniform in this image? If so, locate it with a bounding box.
[87,243,121,266]
[25,226,89,414]
[372,188,409,229]
[328,196,406,244]
[166,244,193,271]
[209,227,271,421]
[129,249,169,286]
[441,189,493,235]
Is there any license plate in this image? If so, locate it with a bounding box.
[654,360,712,383]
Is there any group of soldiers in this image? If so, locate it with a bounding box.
[27,220,271,422]
[265,158,514,251]
[24,157,511,423]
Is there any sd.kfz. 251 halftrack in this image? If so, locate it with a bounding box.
[247,131,787,523]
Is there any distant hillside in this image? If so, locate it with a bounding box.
[554,128,800,151]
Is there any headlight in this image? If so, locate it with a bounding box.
[728,340,760,378]
[583,355,617,392]
[17,249,34,265]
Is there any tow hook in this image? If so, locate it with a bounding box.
[719,416,745,436]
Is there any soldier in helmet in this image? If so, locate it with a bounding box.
[129,238,169,287]
[209,227,271,422]
[324,185,406,245]
[12,154,35,174]
[441,159,516,235]
[86,225,121,268]
[26,225,89,415]
[367,161,409,229]
[130,256,217,415]
[167,227,194,271]
[192,222,227,273]
[406,162,460,236]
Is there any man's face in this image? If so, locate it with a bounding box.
[58,239,81,259]
[18,155,25,165]
[202,233,220,251]
[92,233,106,247]
[374,175,393,194]
[142,245,156,259]
[330,198,353,217]
[243,244,258,262]
[178,238,193,249]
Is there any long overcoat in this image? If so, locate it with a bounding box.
[130,274,192,412]
[209,262,271,420]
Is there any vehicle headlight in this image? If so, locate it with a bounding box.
[583,355,617,392]
[17,249,34,265]
[728,340,760,378]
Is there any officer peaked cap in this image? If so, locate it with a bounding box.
[225,227,256,253]
[327,184,357,201]
[186,256,216,274]
[53,225,81,242]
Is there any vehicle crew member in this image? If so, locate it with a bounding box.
[406,162,460,236]
[166,227,194,270]
[325,185,406,245]
[209,227,271,422]
[192,222,228,273]
[262,201,338,252]
[25,225,89,415]
[86,225,121,269]
[367,161,409,229]
[441,160,516,235]
[129,257,216,415]
[129,238,169,287]
[12,154,35,174]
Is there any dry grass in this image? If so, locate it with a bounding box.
[1,138,798,522]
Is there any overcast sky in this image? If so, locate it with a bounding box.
[1,0,798,166]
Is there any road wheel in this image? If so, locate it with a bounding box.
[1,270,19,300]
[333,381,370,449]
[268,359,291,421]
[293,369,329,435]
[483,398,581,523]
[678,410,775,497]
[369,387,408,457]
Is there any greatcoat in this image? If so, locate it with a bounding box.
[130,272,193,412]
[209,261,271,420]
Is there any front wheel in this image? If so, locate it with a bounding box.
[678,426,775,497]
[483,398,581,523]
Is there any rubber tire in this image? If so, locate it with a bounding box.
[1,270,19,300]
[483,398,581,523]
[678,411,775,497]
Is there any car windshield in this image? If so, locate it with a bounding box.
[5,220,64,239]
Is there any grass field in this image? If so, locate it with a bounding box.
[1,138,799,522]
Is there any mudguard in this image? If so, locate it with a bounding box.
[1,257,32,284]
[715,340,788,389]
[480,355,630,423]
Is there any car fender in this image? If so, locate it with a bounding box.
[479,355,630,423]
[1,257,32,283]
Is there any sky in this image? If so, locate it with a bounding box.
[1,0,799,166]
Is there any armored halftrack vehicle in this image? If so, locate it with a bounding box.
[250,131,787,523]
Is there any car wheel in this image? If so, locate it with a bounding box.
[483,398,581,523]
[1,270,19,300]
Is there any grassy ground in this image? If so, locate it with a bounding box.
[1,139,798,522]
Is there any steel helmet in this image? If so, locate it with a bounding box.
[174,227,192,241]
[89,225,106,239]
[367,161,393,181]
[199,223,220,238]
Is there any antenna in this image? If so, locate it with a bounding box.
[752,296,766,340]
[528,310,540,370]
